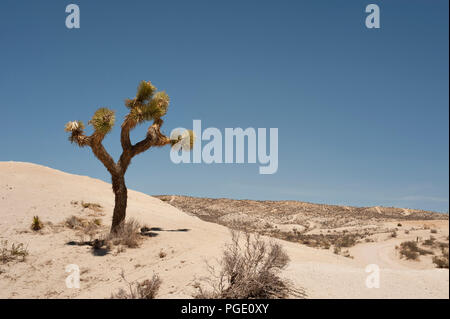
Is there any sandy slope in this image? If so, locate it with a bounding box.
[0,162,448,299]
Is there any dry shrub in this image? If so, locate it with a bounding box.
[399,242,419,260]
[398,241,433,261]
[67,218,143,254]
[81,201,103,212]
[342,250,353,259]
[335,234,357,248]
[273,231,339,250]
[418,248,433,255]
[111,271,161,299]
[65,215,102,239]
[65,215,84,229]
[107,218,141,248]
[1,240,28,263]
[390,231,397,238]
[423,236,436,246]
[432,248,449,269]
[194,231,305,299]
[31,216,43,231]
[433,256,449,268]
[333,246,341,255]
[430,229,438,234]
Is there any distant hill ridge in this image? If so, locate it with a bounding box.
[155,195,447,222]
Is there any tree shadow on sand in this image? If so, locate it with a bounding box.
[65,227,187,255]
[66,238,111,256]
[141,227,190,233]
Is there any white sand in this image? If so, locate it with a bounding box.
[0,162,448,299]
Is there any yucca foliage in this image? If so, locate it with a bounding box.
[64,120,85,132]
[88,108,115,135]
[31,216,43,231]
[64,80,193,233]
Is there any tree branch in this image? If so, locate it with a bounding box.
[89,133,118,177]
[132,119,171,156]
[117,119,171,172]
[68,127,118,176]
[120,118,134,152]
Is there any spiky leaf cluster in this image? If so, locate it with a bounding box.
[126,89,170,126]
[136,80,156,103]
[146,91,169,119]
[65,120,89,146]
[64,120,85,133]
[88,108,116,135]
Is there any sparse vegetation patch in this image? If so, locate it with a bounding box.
[0,241,28,264]
[194,231,305,299]
[64,215,102,238]
[111,271,161,299]
[106,218,142,248]
[398,241,433,261]
[432,248,449,269]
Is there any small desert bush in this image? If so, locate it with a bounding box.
[297,236,330,249]
[418,248,433,255]
[342,250,353,259]
[404,230,410,234]
[423,236,436,246]
[390,231,397,238]
[399,242,419,260]
[65,215,84,229]
[335,234,357,248]
[65,215,102,238]
[111,271,161,299]
[31,216,43,231]
[81,201,103,212]
[0,240,28,263]
[432,256,449,268]
[432,247,449,269]
[107,218,141,248]
[333,246,341,255]
[194,231,305,299]
[398,241,433,261]
[430,229,438,234]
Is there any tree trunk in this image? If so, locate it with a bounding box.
[111,174,127,233]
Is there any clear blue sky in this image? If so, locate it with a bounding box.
[0,0,448,212]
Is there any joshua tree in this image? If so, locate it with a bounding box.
[65,81,193,233]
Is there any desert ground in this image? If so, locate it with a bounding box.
[0,162,448,298]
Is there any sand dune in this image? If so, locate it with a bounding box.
[0,162,448,298]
